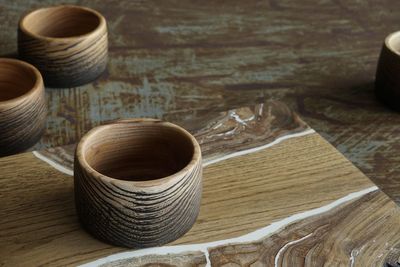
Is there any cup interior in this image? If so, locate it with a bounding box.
[0,60,38,101]
[21,6,101,38]
[82,122,196,181]
[388,31,400,55]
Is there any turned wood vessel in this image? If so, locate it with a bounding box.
[74,118,202,248]
[375,31,400,110]
[18,5,108,88]
[0,58,47,156]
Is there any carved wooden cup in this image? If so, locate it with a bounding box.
[18,5,108,88]
[74,119,202,248]
[0,58,47,156]
[375,31,400,109]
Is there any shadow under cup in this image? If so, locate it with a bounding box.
[74,119,202,248]
[375,31,400,109]
[0,58,46,156]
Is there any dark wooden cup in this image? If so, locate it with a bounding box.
[74,119,202,248]
[18,5,108,88]
[0,58,47,156]
[375,31,400,110]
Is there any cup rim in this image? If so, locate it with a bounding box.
[385,31,400,56]
[75,118,202,188]
[18,5,106,41]
[0,58,43,106]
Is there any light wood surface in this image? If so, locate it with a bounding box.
[1,102,398,266]
[18,5,108,87]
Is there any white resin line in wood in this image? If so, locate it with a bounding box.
[203,128,315,166]
[32,151,74,176]
[80,186,378,267]
[32,128,316,175]
[274,233,314,267]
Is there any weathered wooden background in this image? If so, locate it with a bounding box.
[1,0,400,200]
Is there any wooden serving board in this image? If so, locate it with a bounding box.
[1,101,400,266]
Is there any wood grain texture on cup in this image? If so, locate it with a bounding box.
[375,31,400,110]
[0,58,46,156]
[74,118,202,248]
[18,5,108,88]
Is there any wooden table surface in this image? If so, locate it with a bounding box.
[1,0,400,264]
[3,102,400,266]
[1,1,400,201]
[2,0,400,204]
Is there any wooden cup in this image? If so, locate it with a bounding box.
[74,119,202,248]
[0,58,47,156]
[375,31,400,109]
[18,5,108,88]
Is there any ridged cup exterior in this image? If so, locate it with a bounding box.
[0,59,47,156]
[375,31,400,110]
[74,120,202,248]
[18,6,108,88]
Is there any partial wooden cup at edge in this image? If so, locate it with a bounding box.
[0,58,47,156]
[375,30,400,110]
[74,118,203,248]
[18,5,108,88]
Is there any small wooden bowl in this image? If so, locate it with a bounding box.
[74,119,202,248]
[18,5,108,88]
[0,58,47,156]
[375,31,400,109]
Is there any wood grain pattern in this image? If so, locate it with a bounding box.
[375,30,400,110]
[208,190,400,267]
[98,251,207,267]
[74,119,202,248]
[1,0,400,265]
[95,187,400,267]
[36,101,309,172]
[0,131,382,266]
[0,58,46,156]
[1,0,390,149]
[18,5,108,87]
[1,0,398,208]
[0,102,392,266]
[3,1,400,207]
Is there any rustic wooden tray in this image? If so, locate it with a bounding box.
[1,101,399,266]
